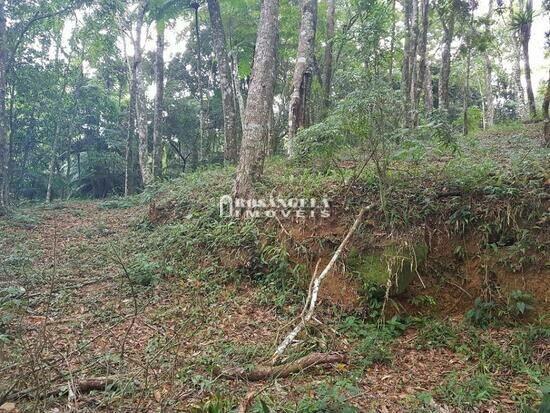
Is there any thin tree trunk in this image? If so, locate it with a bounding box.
[233,0,279,198]
[152,21,165,179]
[133,2,151,185]
[463,47,471,135]
[414,0,429,125]
[388,0,397,80]
[437,12,454,113]
[287,0,317,156]
[509,0,526,118]
[46,123,60,203]
[543,68,549,145]
[193,3,207,163]
[424,61,433,112]
[125,74,136,196]
[230,51,246,133]
[207,0,239,163]
[322,0,335,113]
[520,0,536,118]
[483,0,494,127]
[0,0,8,213]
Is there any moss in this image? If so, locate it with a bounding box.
[348,242,428,295]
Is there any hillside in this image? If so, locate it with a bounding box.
[1,124,548,412]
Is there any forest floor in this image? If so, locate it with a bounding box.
[1,123,549,412]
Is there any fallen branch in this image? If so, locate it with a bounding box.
[221,352,347,381]
[272,206,371,362]
[6,376,137,401]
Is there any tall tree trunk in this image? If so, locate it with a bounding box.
[133,2,152,185]
[193,3,207,163]
[403,0,419,126]
[125,68,136,196]
[483,0,494,127]
[543,68,550,145]
[207,0,239,163]
[463,47,471,135]
[233,0,279,198]
[414,0,429,125]
[520,0,536,118]
[287,0,317,156]
[437,11,454,113]
[388,0,397,80]
[230,51,246,133]
[424,61,433,112]
[322,0,335,113]
[0,0,7,213]
[46,123,60,203]
[152,21,165,179]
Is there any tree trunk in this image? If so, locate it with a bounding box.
[0,0,8,213]
[233,0,279,198]
[520,0,536,118]
[230,51,246,133]
[152,21,165,179]
[125,69,136,196]
[414,0,429,125]
[543,68,550,145]
[463,47,471,135]
[403,0,419,126]
[287,0,317,156]
[193,3,207,163]
[207,0,239,163]
[133,2,152,185]
[322,0,335,113]
[437,12,454,113]
[424,61,433,112]
[46,123,60,203]
[483,0,494,127]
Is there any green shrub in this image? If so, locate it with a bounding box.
[507,290,535,317]
[465,298,497,328]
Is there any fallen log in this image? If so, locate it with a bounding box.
[5,376,136,401]
[220,352,347,381]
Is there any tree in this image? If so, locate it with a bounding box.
[436,0,456,113]
[207,0,239,163]
[233,0,279,198]
[133,1,152,185]
[402,0,419,126]
[483,0,494,127]
[0,0,7,213]
[287,0,317,156]
[544,68,550,145]
[322,0,335,113]
[512,0,536,117]
[152,19,165,178]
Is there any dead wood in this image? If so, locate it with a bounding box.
[220,352,347,381]
[5,376,136,401]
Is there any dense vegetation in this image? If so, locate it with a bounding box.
[0,0,548,411]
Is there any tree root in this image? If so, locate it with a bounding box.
[220,352,347,381]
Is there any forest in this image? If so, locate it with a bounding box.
[0,0,549,411]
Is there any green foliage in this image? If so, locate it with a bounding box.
[294,381,359,413]
[414,319,458,350]
[190,395,234,413]
[465,298,497,328]
[507,290,535,317]
[436,371,496,408]
[127,253,161,286]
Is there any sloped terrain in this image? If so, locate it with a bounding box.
[0,124,548,412]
